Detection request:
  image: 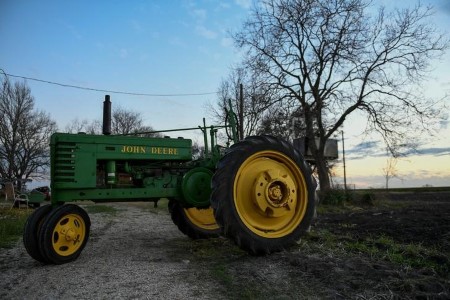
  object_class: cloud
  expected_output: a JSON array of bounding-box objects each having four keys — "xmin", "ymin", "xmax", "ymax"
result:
[
  {"xmin": 191, "ymin": 9, "xmax": 207, "ymax": 20},
  {"xmin": 169, "ymin": 36, "xmax": 187, "ymax": 48},
  {"xmin": 346, "ymin": 140, "xmax": 383, "ymax": 160},
  {"xmin": 218, "ymin": 3, "xmax": 231, "ymax": 10},
  {"xmin": 344, "ymin": 137, "xmax": 450, "ymax": 160},
  {"xmin": 440, "ymin": 113, "xmax": 449, "ymax": 129},
  {"xmin": 349, "ymin": 140, "xmax": 381, "ymax": 152},
  {"xmin": 235, "ymin": 0, "xmax": 251, "ymax": 9},
  {"xmin": 438, "ymin": 0, "xmax": 450, "ymax": 15},
  {"xmin": 184, "ymin": 3, "xmax": 219, "ymax": 40},
  {"xmin": 131, "ymin": 20, "xmax": 143, "ymax": 33},
  {"xmin": 415, "ymin": 147, "xmax": 450, "ymax": 156},
  {"xmin": 196, "ymin": 25, "xmax": 217, "ymax": 39},
  {"xmin": 221, "ymin": 37, "xmax": 234, "ymax": 47}
]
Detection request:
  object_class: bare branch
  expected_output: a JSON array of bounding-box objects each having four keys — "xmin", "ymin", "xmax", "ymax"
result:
[{"xmin": 230, "ymin": 0, "xmax": 449, "ymax": 190}]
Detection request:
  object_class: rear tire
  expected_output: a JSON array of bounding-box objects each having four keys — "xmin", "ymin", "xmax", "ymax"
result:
[
  {"xmin": 211, "ymin": 135, "xmax": 316, "ymax": 255},
  {"xmin": 169, "ymin": 200, "xmax": 220, "ymax": 239},
  {"xmin": 23, "ymin": 204, "xmax": 53, "ymax": 263}
]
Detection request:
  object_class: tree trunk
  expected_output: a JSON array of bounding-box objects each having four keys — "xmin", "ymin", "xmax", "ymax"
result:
[{"xmin": 316, "ymin": 157, "xmax": 331, "ymax": 192}]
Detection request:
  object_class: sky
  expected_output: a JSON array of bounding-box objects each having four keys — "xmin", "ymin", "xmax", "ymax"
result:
[{"xmin": 0, "ymin": 0, "xmax": 449, "ymax": 189}]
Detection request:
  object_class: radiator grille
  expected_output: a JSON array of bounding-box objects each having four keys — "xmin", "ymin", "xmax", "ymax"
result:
[{"xmin": 53, "ymin": 142, "xmax": 76, "ymax": 183}]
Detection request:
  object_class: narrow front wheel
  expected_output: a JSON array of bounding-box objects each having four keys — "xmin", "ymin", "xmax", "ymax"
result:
[
  {"xmin": 23, "ymin": 204, "xmax": 53, "ymax": 263},
  {"xmin": 38, "ymin": 204, "xmax": 90, "ymax": 264}
]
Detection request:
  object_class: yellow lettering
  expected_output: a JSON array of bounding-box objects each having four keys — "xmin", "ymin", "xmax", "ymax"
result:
[
  {"xmin": 120, "ymin": 145, "xmax": 148, "ymax": 153},
  {"xmin": 147, "ymin": 147, "xmax": 180, "ymax": 155}
]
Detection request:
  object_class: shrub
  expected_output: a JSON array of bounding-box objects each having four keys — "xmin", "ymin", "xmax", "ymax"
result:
[
  {"xmin": 360, "ymin": 192, "xmax": 376, "ymax": 206},
  {"xmin": 320, "ymin": 188, "xmax": 352, "ymax": 205}
]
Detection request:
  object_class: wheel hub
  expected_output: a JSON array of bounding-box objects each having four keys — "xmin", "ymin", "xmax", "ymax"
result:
[
  {"xmin": 64, "ymin": 228, "xmax": 77, "ymax": 242},
  {"xmin": 268, "ymin": 183, "xmax": 284, "ymax": 204},
  {"xmin": 253, "ymin": 169, "xmax": 296, "ymax": 217}
]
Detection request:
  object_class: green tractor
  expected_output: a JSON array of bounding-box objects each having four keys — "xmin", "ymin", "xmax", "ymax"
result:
[{"xmin": 23, "ymin": 96, "xmax": 316, "ymax": 264}]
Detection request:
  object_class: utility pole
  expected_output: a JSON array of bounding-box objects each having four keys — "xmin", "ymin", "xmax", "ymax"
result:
[
  {"xmin": 239, "ymin": 83, "xmax": 244, "ymax": 140},
  {"xmin": 341, "ymin": 130, "xmax": 347, "ymax": 192}
]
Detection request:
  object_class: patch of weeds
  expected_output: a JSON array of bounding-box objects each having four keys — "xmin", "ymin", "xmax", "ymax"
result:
[
  {"xmin": 301, "ymin": 229, "xmax": 449, "ymax": 276},
  {"xmin": 0, "ymin": 208, "xmax": 32, "ymax": 248},
  {"xmin": 209, "ymin": 261, "xmax": 267, "ymax": 300},
  {"xmin": 239, "ymin": 285, "xmax": 264, "ymax": 300},
  {"xmin": 312, "ymin": 229, "xmax": 339, "ymax": 246},
  {"xmin": 360, "ymin": 192, "xmax": 376, "ymax": 205},
  {"xmin": 316, "ymin": 204, "xmax": 352, "ymax": 214},
  {"xmin": 299, "ymin": 229, "xmax": 348, "ymax": 256},
  {"xmin": 211, "ymin": 263, "xmax": 233, "ymax": 286},
  {"xmin": 349, "ymin": 191, "xmax": 379, "ymax": 206},
  {"xmin": 344, "ymin": 235, "xmax": 449, "ymax": 276},
  {"xmin": 345, "ymin": 238, "xmax": 381, "ymax": 259},
  {"xmin": 84, "ymin": 204, "xmax": 118, "ymax": 215},
  {"xmin": 190, "ymin": 238, "xmax": 244, "ymax": 259},
  {"xmin": 373, "ymin": 199, "xmax": 410, "ymax": 210}
]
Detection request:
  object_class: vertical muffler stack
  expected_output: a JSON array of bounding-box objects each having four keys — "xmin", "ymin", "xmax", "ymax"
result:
[
  {"xmin": 103, "ymin": 95, "xmax": 111, "ymax": 135},
  {"xmin": 102, "ymin": 95, "xmax": 116, "ymax": 185}
]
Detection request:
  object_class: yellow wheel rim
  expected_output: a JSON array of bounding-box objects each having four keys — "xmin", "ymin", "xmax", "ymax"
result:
[
  {"xmin": 234, "ymin": 150, "xmax": 308, "ymax": 238},
  {"xmin": 184, "ymin": 207, "xmax": 219, "ymax": 231},
  {"xmin": 52, "ymin": 213, "xmax": 86, "ymax": 256}
]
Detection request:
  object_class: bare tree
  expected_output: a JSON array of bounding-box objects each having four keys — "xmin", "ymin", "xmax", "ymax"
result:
[
  {"xmin": 232, "ymin": 0, "xmax": 448, "ymax": 191},
  {"xmin": 65, "ymin": 106, "xmax": 159, "ymax": 137},
  {"xmin": 212, "ymin": 66, "xmax": 275, "ymax": 139},
  {"xmin": 382, "ymin": 156, "xmax": 400, "ymax": 190},
  {"xmin": 0, "ymin": 75, "xmax": 57, "ymax": 189},
  {"xmin": 65, "ymin": 118, "xmax": 100, "ymax": 134},
  {"xmin": 111, "ymin": 106, "xmax": 144, "ymax": 135},
  {"xmin": 257, "ymin": 101, "xmax": 305, "ymax": 140}
]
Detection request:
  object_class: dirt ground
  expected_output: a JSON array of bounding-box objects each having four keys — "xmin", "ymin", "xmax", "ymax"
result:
[{"xmin": 1, "ymin": 192, "xmax": 449, "ymax": 299}]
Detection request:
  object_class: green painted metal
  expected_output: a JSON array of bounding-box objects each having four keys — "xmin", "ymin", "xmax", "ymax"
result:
[
  {"xmin": 181, "ymin": 167, "xmax": 213, "ymax": 208},
  {"xmin": 50, "ymin": 133, "xmax": 193, "ymax": 204},
  {"xmin": 106, "ymin": 160, "xmax": 116, "ymax": 185},
  {"xmin": 50, "ymin": 106, "xmax": 239, "ymax": 208},
  {"xmin": 28, "ymin": 190, "xmax": 46, "ymax": 204}
]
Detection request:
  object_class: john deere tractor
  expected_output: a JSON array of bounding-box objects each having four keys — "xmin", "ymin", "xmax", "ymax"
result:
[{"xmin": 23, "ymin": 96, "xmax": 316, "ymax": 264}]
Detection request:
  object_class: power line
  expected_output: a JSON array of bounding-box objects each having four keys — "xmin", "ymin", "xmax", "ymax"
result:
[{"xmin": 0, "ymin": 69, "xmax": 217, "ymax": 97}]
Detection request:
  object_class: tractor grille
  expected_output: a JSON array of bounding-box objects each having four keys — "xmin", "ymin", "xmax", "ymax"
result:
[{"xmin": 53, "ymin": 142, "xmax": 76, "ymax": 183}]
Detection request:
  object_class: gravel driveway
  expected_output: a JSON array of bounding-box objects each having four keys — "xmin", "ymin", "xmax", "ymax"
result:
[{"xmin": 1, "ymin": 202, "xmax": 223, "ymax": 299}]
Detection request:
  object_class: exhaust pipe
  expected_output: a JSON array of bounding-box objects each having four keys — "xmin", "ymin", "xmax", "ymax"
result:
[{"xmin": 102, "ymin": 95, "xmax": 111, "ymax": 135}]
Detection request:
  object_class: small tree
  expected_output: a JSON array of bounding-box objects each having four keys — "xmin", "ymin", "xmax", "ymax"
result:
[
  {"xmin": 0, "ymin": 75, "xmax": 57, "ymax": 189},
  {"xmin": 382, "ymin": 156, "xmax": 401, "ymax": 190}
]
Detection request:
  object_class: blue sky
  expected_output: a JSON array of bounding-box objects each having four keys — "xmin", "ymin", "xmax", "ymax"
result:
[
  {"xmin": 1, "ymin": 0, "xmax": 449, "ymax": 188},
  {"xmin": 0, "ymin": 0, "xmax": 250, "ymax": 130}
]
